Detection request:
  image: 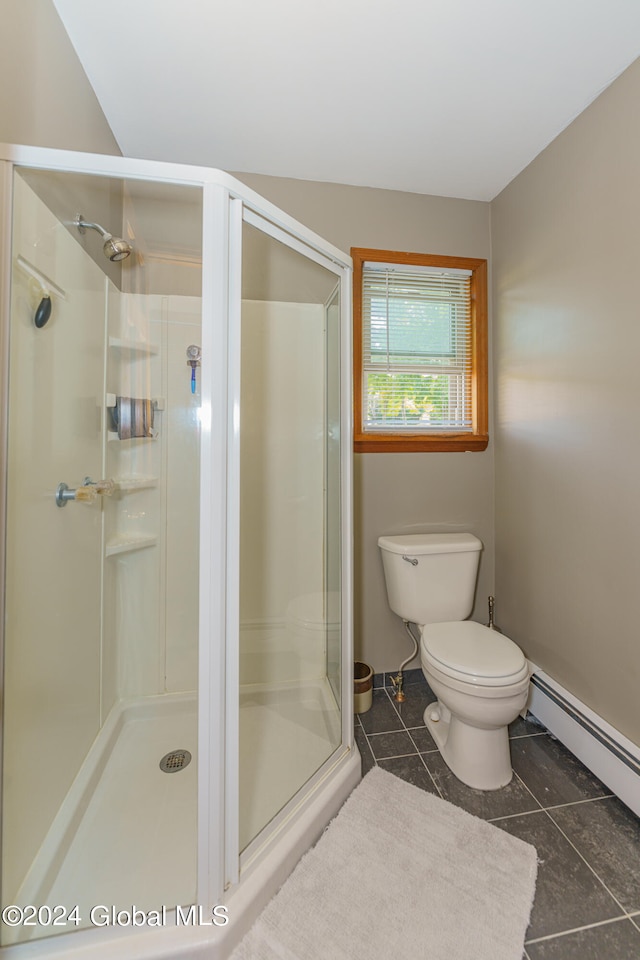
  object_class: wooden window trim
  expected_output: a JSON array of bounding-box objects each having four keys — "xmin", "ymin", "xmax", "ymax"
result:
[{"xmin": 352, "ymin": 247, "xmax": 488, "ymax": 453}]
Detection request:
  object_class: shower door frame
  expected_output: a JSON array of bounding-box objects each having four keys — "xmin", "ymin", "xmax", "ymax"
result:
[
  {"xmin": 0, "ymin": 143, "xmax": 353, "ymax": 957},
  {"xmin": 224, "ymin": 200, "xmax": 353, "ymax": 886}
]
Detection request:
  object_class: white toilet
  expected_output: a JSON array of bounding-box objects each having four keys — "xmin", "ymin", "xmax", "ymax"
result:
[{"xmin": 378, "ymin": 533, "xmax": 530, "ymax": 790}]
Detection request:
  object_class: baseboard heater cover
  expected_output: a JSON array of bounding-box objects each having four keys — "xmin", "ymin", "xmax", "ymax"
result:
[{"xmin": 528, "ymin": 669, "xmax": 640, "ymax": 818}]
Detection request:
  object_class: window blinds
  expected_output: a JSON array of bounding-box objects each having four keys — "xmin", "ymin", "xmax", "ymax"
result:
[{"xmin": 362, "ymin": 262, "xmax": 473, "ymax": 433}]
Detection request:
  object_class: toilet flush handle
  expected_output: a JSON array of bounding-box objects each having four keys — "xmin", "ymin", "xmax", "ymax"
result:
[{"xmin": 402, "ymin": 555, "xmax": 418, "ymax": 566}]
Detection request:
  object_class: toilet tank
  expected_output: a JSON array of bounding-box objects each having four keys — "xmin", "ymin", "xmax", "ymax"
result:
[{"xmin": 378, "ymin": 533, "xmax": 482, "ymax": 625}]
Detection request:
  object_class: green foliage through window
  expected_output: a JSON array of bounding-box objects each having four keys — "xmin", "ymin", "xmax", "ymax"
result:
[{"xmin": 366, "ymin": 372, "xmax": 454, "ymax": 427}]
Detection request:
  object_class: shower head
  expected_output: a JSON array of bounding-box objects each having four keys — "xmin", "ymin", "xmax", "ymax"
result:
[
  {"xmin": 102, "ymin": 235, "xmax": 132, "ymax": 262},
  {"xmin": 73, "ymin": 215, "xmax": 132, "ymax": 262}
]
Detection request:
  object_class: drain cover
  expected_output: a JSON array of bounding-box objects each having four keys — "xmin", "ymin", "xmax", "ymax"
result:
[{"xmin": 159, "ymin": 749, "xmax": 192, "ymax": 773}]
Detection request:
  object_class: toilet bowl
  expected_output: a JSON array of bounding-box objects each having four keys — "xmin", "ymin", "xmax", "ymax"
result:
[
  {"xmin": 377, "ymin": 532, "xmax": 531, "ymax": 791},
  {"xmin": 420, "ymin": 620, "xmax": 530, "ymax": 790}
]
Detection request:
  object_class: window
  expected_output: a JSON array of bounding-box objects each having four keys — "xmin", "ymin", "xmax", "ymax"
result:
[{"xmin": 352, "ymin": 248, "xmax": 488, "ymax": 452}]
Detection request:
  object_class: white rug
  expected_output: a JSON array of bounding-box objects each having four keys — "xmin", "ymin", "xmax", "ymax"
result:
[{"xmin": 231, "ymin": 766, "xmax": 537, "ymax": 960}]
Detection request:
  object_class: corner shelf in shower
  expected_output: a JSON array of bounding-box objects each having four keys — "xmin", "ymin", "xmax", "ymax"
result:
[
  {"xmin": 108, "ymin": 336, "xmax": 159, "ymax": 356},
  {"xmin": 104, "ymin": 394, "xmax": 165, "ymax": 409},
  {"xmin": 105, "ymin": 534, "xmax": 158, "ymax": 557}
]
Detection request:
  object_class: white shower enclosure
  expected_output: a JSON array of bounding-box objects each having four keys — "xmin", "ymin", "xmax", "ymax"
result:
[{"xmin": 0, "ymin": 144, "xmax": 358, "ymax": 958}]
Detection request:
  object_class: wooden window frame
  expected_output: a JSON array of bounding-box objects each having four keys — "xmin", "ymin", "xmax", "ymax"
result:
[{"xmin": 352, "ymin": 247, "xmax": 488, "ymax": 453}]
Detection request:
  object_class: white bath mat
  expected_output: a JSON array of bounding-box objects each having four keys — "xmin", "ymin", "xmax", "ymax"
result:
[{"xmin": 231, "ymin": 766, "xmax": 537, "ymax": 960}]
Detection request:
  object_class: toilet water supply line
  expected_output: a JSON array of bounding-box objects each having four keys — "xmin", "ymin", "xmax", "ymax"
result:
[{"xmin": 390, "ymin": 620, "xmax": 420, "ymax": 702}]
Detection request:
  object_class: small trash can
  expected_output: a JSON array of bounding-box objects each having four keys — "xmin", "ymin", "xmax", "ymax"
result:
[{"xmin": 354, "ymin": 661, "xmax": 373, "ymax": 714}]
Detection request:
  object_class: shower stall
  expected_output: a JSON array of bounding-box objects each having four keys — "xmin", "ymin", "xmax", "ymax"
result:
[{"xmin": 0, "ymin": 144, "xmax": 358, "ymax": 958}]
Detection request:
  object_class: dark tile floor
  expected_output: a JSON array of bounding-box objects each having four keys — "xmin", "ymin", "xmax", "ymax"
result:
[{"xmin": 354, "ymin": 670, "xmax": 640, "ymax": 960}]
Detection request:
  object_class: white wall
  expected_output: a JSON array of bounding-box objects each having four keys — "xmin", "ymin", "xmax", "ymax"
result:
[{"xmin": 492, "ymin": 57, "xmax": 640, "ymax": 747}]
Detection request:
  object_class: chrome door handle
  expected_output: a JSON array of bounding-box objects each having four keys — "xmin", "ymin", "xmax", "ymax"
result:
[{"xmin": 55, "ymin": 477, "xmax": 115, "ymax": 507}]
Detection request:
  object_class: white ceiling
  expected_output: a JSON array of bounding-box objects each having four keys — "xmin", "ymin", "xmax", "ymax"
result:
[{"xmin": 53, "ymin": 0, "xmax": 640, "ymax": 201}]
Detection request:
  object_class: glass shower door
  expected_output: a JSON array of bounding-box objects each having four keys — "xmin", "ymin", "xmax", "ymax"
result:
[
  {"xmin": 237, "ymin": 213, "xmax": 344, "ymax": 853},
  {"xmin": 2, "ymin": 170, "xmax": 106, "ymax": 926},
  {"xmin": 1, "ymin": 165, "xmax": 203, "ymax": 944}
]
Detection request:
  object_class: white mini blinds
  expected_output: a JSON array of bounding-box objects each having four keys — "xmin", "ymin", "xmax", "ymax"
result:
[{"xmin": 361, "ymin": 261, "xmax": 473, "ymax": 433}]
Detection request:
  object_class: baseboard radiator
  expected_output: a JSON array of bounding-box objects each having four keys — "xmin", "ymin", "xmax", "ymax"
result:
[{"xmin": 528, "ymin": 668, "xmax": 640, "ymax": 818}]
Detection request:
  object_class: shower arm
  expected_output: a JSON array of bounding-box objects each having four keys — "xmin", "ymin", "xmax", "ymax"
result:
[
  {"xmin": 74, "ymin": 217, "xmax": 111, "ymax": 240},
  {"xmin": 72, "ymin": 214, "xmax": 132, "ymax": 262}
]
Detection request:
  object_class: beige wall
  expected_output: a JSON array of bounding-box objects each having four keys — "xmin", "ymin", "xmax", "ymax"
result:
[
  {"xmin": 236, "ymin": 174, "xmax": 493, "ymax": 675},
  {"xmin": 492, "ymin": 58, "xmax": 640, "ymax": 746},
  {"xmin": 0, "ymin": 0, "xmax": 119, "ymax": 155}
]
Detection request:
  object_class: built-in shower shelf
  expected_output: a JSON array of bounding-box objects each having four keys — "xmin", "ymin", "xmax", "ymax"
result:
[
  {"xmin": 108, "ymin": 336, "xmax": 159, "ymax": 356},
  {"xmin": 104, "ymin": 395, "xmax": 165, "ymax": 410},
  {"xmin": 107, "ymin": 431, "xmax": 156, "ymax": 443},
  {"xmin": 105, "ymin": 535, "xmax": 158, "ymax": 557},
  {"xmin": 115, "ymin": 477, "xmax": 159, "ymax": 491}
]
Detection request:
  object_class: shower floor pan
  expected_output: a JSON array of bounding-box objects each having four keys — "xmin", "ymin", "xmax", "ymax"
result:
[
  {"xmin": 239, "ymin": 678, "xmax": 342, "ymax": 851},
  {"xmin": 11, "ymin": 680, "xmax": 340, "ymax": 941},
  {"xmin": 9, "ymin": 694, "xmax": 198, "ymax": 943}
]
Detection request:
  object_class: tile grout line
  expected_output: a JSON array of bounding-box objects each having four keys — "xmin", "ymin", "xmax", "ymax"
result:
[
  {"xmin": 354, "ymin": 713, "xmax": 378, "ymax": 769},
  {"xmin": 484, "ymin": 761, "xmax": 634, "ymax": 947},
  {"xmin": 393, "ymin": 691, "xmax": 444, "ymax": 799},
  {"xmin": 490, "ymin": 770, "xmax": 634, "ymax": 933},
  {"xmin": 512, "ymin": 769, "xmax": 545, "ymax": 811},
  {"xmin": 525, "ymin": 913, "xmax": 640, "ymax": 946},
  {"xmin": 509, "ymin": 730, "xmax": 548, "ymax": 740},
  {"xmin": 415, "ymin": 741, "xmax": 444, "ymax": 799},
  {"xmin": 541, "ymin": 805, "xmax": 632, "ymax": 920},
  {"xmin": 488, "ymin": 768, "xmax": 616, "ymax": 823},
  {"xmin": 485, "ymin": 770, "xmax": 544, "ymax": 825},
  {"xmin": 381, "ymin": 685, "xmax": 444, "ymax": 798},
  {"xmin": 539, "ymin": 793, "xmax": 616, "ymax": 814},
  {"xmin": 403, "ymin": 726, "xmax": 444, "ymax": 798},
  {"xmin": 367, "ymin": 734, "xmax": 421, "ymax": 748}
]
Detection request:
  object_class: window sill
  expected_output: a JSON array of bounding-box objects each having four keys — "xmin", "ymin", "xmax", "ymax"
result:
[{"xmin": 353, "ymin": 433, "xmax": 489, "ymax": 453}]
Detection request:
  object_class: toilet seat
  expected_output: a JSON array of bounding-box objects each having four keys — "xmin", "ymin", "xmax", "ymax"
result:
[{"xmin": 420, "ymin": 621, "xmax": 529, "ymax": 687}]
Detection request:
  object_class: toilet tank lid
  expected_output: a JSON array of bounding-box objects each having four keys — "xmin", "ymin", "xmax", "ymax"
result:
[{"xmin": 378, "ymin": 533, "xmax": 482, "ymax": 556}]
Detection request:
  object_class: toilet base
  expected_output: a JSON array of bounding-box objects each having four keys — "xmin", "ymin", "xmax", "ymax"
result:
[{"xmin": 425, "ymin": 700, "xmax": 514, "ymax": 791}]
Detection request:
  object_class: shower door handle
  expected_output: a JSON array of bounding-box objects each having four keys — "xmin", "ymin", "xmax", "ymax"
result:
[{"xmin": 55, "ymin": 477, "xmax": 115, "ymax": 507}]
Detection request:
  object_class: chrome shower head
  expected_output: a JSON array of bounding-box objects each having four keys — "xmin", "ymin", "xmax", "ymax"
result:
[
  {"xmin": 73, "ymin": 214, "xmax": 132, "ymax": 262},
  {"xmin": 102, "ymin": 235, "xmax": 132, "ymax": 262}
]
